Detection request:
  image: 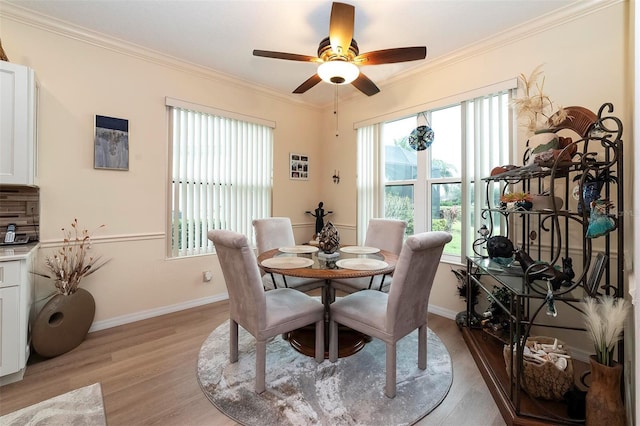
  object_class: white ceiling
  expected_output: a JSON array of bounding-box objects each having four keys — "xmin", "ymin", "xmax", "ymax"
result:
[{"xmin": 4, "ymin": 0, "xmax": 579, "ymax": 106}]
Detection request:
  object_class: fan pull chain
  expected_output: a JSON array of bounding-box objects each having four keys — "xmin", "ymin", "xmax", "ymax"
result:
[{"xmin": 334, "ymin": 84, "xmax": 339, "ymax": 137}]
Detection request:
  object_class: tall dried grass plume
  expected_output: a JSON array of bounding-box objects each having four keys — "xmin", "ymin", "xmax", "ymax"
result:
[
  {"xmin": 511, "ymin": 65, "xmax": 568, "ymax": 134},
  {"xmin": 582, "ymin": 295, "xmax": 630, "ymax": 366}
]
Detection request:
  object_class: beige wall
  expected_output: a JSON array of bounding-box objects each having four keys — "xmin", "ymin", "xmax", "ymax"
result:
[
  {"xmin": 1, "ymin": 11, "xmax": 327, "ymax": 323},
  {"xmin": 0, "ymin": 2, "xmax": 631, "ymax": 333}
]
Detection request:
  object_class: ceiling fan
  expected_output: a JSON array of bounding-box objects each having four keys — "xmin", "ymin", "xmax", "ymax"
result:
[{"xmin": 253, "ymin": 2, "xmax": 427, "ymax": 96}]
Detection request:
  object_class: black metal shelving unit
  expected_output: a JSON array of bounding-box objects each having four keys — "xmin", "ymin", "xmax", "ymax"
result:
[{"xmin": 461, "ymin": 103, "xmax": 624, "ymax": 425}]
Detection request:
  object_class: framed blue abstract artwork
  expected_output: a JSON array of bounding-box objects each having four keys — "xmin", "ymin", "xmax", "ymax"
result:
[{"xmin": 94, "ymin": 115, "xmax": 129, "ymax": 171}]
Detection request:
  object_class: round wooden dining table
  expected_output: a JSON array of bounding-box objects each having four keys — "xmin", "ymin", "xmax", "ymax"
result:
[{"xmin": 257, "ymin": 246, "xmax": 398, "ymax": 358}]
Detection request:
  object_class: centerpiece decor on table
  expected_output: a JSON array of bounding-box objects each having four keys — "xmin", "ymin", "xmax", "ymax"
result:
[
  {"xmin": 581, "ymin": 295, "xmax": 630, "ymax": 426},
  {"xmin": 317, "ymin": 221, "xmax": 340, "ymax": 265},
  {"xmin": 32, "ymin": 219, "xmax": 110, "ymax": 358},
  {"xmin": 318, "ymin": 221, "xmax": 340, "ymax": 253}
]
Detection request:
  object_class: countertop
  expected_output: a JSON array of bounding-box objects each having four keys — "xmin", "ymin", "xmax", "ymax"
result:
[{"xmin": 0, "ymin": 243, "xmax": 39, "ymax": 261}]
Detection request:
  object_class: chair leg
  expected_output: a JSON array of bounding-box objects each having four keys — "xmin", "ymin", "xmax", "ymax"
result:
[
  {"xmin": 385, "ymin": 341, "xmax": 397, "ymax": 398},
  {"xmin": 315, "ymin": 319, "xmax": 324, "ymax": 363},
  {"xmin": 230, "ymin": 319, "xmax": 239, "ymax": 363},
  {"xmin": 418, "ymin": 324, "xmax": 427, "ymax": 370},
  {"xmin": 255, "ymin": 339, "xmax": 266, "ymax": 394},
  {"xmin": 329, "ymin": 319, "xmax": 338, "ymax": 362}
]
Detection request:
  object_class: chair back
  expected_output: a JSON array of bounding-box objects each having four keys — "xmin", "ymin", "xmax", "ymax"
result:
[
  {"xmin": 386, "ymin": 231, "xmax": 452, "ymax": 337},
  {"xmin": 364, "ymin": 218, "xmax": 407, "ymax": 255},
  {"xmin": 253, "ymin": 217, "xmax": 296, "ymax": 254},
  {"xmin": 208, "ymin": 229, "xmax": 266, "ymax": 335}
]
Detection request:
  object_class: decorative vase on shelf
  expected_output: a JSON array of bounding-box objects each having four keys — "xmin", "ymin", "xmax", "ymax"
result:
[
  {"xmin": 31, "ymin": 288, "xmax": 96, "ymax": 358},
  {"xmin": 585, "ymin": 355, "xmax": 625, "ymax": 426},
  {"xmin": 529, "ymin": 129, "xmax": 558, "ymax": 149},
  {"xmin": 515, "ymin": 200, "xmax": 533, "ymax": 211},
  {"xmin": 525, "ymin": 130, "xmax": 558, "ymax": 165}
]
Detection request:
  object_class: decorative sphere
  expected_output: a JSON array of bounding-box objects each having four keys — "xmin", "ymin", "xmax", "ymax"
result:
[{"xmin": 318, "ymin": 222, "xmax": 340, "ymax": 254}]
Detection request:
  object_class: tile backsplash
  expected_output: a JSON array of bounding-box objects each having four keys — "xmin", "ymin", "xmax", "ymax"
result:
[{"xmin": 0, "ymin": 186, "xmax": 40, "ymax": 242}]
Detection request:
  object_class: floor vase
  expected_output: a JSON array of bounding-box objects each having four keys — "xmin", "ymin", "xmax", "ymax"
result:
[
  {"xmin": 32, "ymin": 288, "xmax": 96, "ymax": 358},
  {"xmin": 585, "ymin": 356, "xmax": 625, "ymax": 426}
]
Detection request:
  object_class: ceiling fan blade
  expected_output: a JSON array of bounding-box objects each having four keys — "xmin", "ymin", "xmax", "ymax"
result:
[
  {"xmin": 293, "ymin": 74, "xmax": 322, "ymax": 94},
  {"xmin": 329, "ymin": 2, "xmax": 354, "ymax": 56},
  {"xmin": 354, "ymin": 47, "xmax": 427, "ymax": 65},
  {"xmin": 253, "ymin": 50, "xmax": 320, "ymax": 63},
  {"xmin": 351, "ymin": 73, "xmax": 380, "ymax": 96}
]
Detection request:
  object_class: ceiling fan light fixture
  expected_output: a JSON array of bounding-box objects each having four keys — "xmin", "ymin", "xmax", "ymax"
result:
[{"xmin": 318, "ymin": 61, "xmax": 359, "ymax": 85}]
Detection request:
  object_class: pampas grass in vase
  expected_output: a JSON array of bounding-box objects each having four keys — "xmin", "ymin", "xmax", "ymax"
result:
[
  {"xmin": 582, "ymin": 295, "xmax": 630, "ymax": 367},
  {"xmin": 511, "ymin": 65, "xmax": 568, "ymax": 135}
]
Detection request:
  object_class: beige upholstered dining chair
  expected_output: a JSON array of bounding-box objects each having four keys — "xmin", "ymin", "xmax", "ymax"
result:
[
  {"xmin": 328, "ymin": 231, "xmax": 452, "ymax": 398},
  {"xmin": 331, "ymin": 218, "xmax": 407, "ymax": 294},
  {"xmin": 208, "ymin": 229, "xmax": 325, "ymax": 394},
  {"xmin": 253, "ymin": 217, "xmax": 325, "ymax": 292}
]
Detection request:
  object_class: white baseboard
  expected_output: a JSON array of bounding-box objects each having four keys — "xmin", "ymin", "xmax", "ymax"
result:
[
  {"xmin": 88, "ymin": 293, "xmax": 229, "ymax": 332},
  {"xmin": 91, "ymin": 297, "xmax": 457, "ymax": 332},
  {"xmin": 428, "ymin": 304, "xmax": 459, "ymax": 321},
  {"xmin": 88, "ymin": 297, "xmax": 591, "ymax": 363}
]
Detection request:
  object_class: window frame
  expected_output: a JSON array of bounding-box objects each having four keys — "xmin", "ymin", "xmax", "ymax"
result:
[
  {"xmin": 166, "ymin": 97, "xmax": 274, "ymax": 258},
  {"xmin": 360, "ymin": 86, "xmax": 515, "ymax": 264}
]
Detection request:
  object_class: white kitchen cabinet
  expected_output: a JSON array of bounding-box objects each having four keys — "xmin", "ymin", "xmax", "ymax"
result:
[
  {"xmin": 0, "ymin": 246, "xmax": 35, "ymax": 386},
  {"xmin": 0, "ymin": 286, "xmax": 20, "ymax": 376},
  {"xmin": 0, "ymin": 61, "xmax": 38, "ymax": 186}
]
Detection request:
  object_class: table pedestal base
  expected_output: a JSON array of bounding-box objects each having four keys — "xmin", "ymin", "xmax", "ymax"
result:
[{"xmin": 286, "ymin": 325, "xmax": 371, "ymax": 359}]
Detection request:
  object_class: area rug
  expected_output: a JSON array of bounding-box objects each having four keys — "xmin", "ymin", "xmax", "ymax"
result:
[
  {"xmin": 0, "ymin": 382, "xmax": 106, "ymax": 426},
  {"xmin": 197, "ymin": 321, "xmax": 453, "ymax": 425}
]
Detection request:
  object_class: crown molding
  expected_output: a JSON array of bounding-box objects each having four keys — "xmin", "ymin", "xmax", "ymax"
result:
[
  {"xmin": 340, "ymin": 0, "xmax": 624, "ymax": 106},
  {"xmin": 1, "ymin": 0, "xmax": 622, "ymax": 111},
  {"xmin": 0, "ymin": 3, "xmax": 322, "ymax": 111}
]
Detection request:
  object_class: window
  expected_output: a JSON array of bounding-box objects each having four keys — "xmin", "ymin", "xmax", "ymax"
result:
[
  {"xmin": 357, "ymin": 87, "xmax": 514, "ymax": 263},
  {"xmin": 167, "ymin": 99, "xmax": 274, "ymax": 257}
]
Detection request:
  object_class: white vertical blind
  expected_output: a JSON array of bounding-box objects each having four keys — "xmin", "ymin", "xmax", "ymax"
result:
[
  {"xmin": 465, "ymin": 90, "xmax": 513, "ymax": 257},
  {"xmin": 170, "ymin": 107, "xmax": 273, "ymax": 257},
  {"xmin": 356, "ymin": 124, "xmax": 382, "ymax": 245}
]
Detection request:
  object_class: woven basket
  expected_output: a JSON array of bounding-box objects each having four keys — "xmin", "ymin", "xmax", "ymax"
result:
[{"xmin": 503, "ymin": 336, "xmax": 574, "ymax": 400}]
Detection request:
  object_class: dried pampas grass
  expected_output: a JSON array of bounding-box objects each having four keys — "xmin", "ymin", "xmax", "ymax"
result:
[
  {"xmin": 34, "ymin": 219, "xmax": 110, "ymax": 295},
  {"xmin": 582, "ymin": 295, "xmax": 630, "ymax": 366},
  {"xmin": 0, "ymin": 38, "xmax": 8, "ymax": 62},
  {"xmin": 512, "ymin": 65, "xmax": 567, "ymax": 134}
]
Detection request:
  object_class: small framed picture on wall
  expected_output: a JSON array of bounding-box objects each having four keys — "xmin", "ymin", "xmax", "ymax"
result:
[
  {"xmin": 94, "ymin": 115, "xmax": 129, "ymax": 171},
  {"xmin": 290, "ymin": 153, "xmax": 309, "ymax": 180}
]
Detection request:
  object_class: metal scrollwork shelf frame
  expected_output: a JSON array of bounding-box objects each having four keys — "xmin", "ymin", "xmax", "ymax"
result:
[{"xmin": 464, "ymin": 103, "xmax": 625, "ymax": 424}]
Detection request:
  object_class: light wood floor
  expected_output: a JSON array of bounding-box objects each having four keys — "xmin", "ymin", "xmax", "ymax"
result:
[{"xmin": 0, "ymin": 300, "xmax": 505, "ymax": 425}]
